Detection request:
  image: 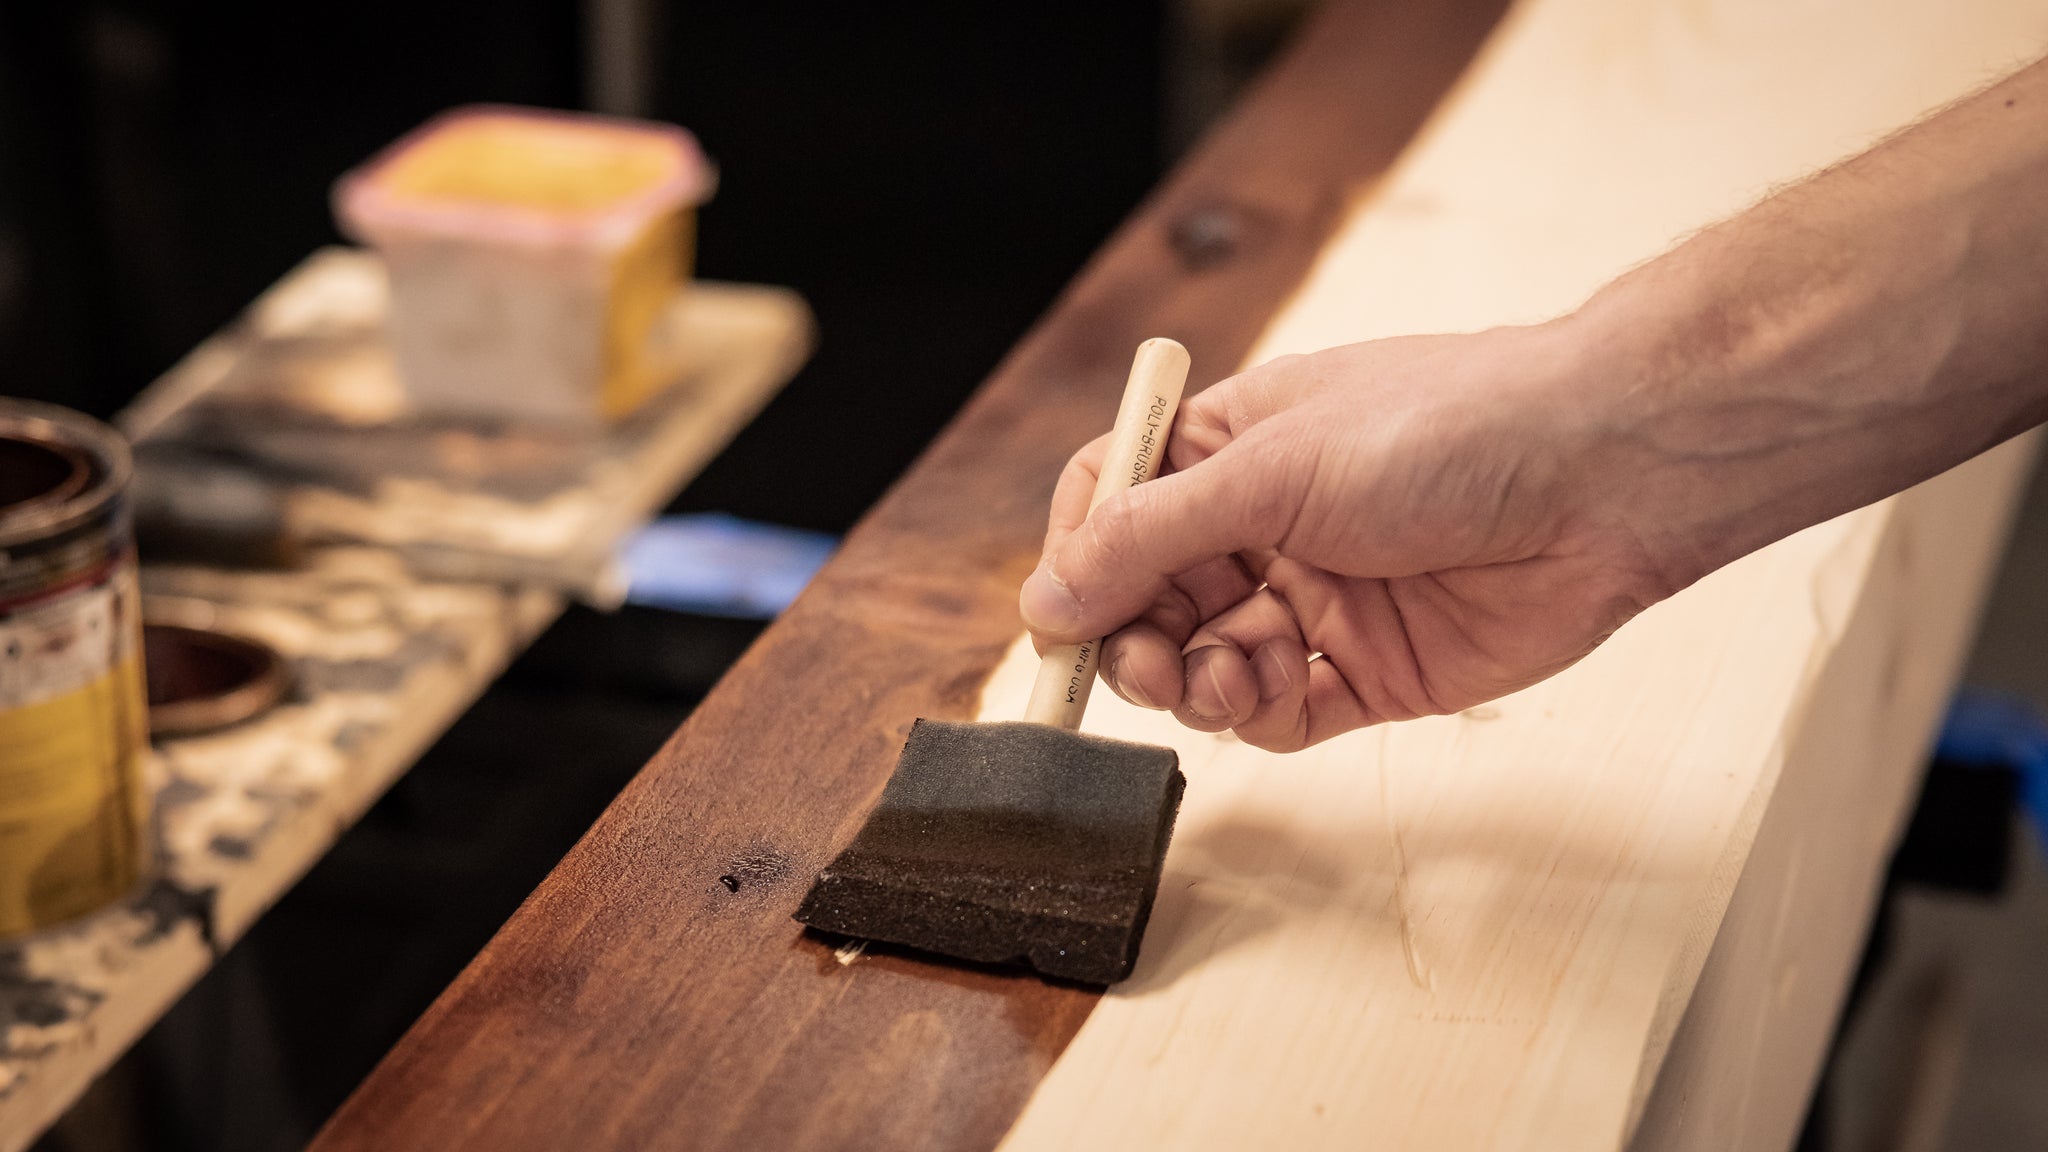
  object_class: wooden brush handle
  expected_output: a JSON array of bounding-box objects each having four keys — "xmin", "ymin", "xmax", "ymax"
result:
[{"xmin": 1023, "ymin": 338, "xmax": 1190, "ymax": 729}]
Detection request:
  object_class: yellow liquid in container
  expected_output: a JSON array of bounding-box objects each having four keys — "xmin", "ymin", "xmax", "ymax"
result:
[{"xmin": 376, "ymin": 117, "xmax": 682, "ymax": 213}]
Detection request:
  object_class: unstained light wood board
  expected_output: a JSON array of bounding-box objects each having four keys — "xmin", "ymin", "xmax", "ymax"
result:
[{"xmin": 992, "ymin": 0, "xmax": 2048, "ymax": 1149}]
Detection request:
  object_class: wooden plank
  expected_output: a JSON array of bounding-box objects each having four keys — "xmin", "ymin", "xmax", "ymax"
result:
[
  {"xmin": 983, "ymin": 439, "xmax": 2033, "ymax": 1152},
  {"xmin": 988, "ymin": 0, "xmax": 2048, "ymax": 1148},
  {"xmin": 308, "ymin": 2, "xmax": 1512, "ymax": 1149},
  {"xmin": 1628, "ymin": 442, "xmax": 2033, "ymax": 1149}
]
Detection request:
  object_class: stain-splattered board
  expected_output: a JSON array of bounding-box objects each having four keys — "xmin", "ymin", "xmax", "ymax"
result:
[
  {"xmin": 0, "ymin": 559, "xmax": 556, "ymax": 1152},
  {"xmin": 121, "ymin": 247, "xmax": 815, "ymax": 597},
  {"xmin": 0, "ymin": 253, "xmax": 811, "ymax": 1152}
]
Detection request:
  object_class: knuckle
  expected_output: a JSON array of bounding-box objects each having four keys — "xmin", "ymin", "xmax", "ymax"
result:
[
  {"xmin": 1152, "ymin": 584, "xmax": 1202, "ymax": 638},
  {"xmin": 1238, "ymin": 728, "xmax": 1294, "ymax": 753},
  {"xmin": 1225, "ymin": 368, "xmax": 1280, "ymax": 429},
  {"xmin": 1217, "ymin": 440, "xmax": 1304, "ymax": 549},
  {"xmin": 1084, "ymin": 489, "xmax": 1150, "ymax": 571}
]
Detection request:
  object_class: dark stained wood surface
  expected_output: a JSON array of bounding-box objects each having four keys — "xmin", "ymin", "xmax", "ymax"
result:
[{"xmin": 311, "ymin": 2, "xmax": 1511, "ymax": 1148}]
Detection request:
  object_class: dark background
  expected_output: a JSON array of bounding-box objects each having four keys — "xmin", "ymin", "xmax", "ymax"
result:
[{"xmin": 0, "ymin": 2, "xmax": 1172, "ymax": 532}]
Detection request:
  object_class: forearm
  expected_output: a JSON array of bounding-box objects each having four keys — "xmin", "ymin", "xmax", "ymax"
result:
[{"xmin": 1570, "ymin": 55, "xmax": 2048, "ymax": 592}]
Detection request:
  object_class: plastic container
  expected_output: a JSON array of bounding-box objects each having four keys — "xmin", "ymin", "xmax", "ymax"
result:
[{"xmin": 334, "ymin": 105, "xmax": 716, "ymax": 424}]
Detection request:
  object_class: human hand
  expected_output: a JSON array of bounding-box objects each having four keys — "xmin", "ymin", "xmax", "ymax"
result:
[
  {"xmin": 1019, "ymin": 323, "xmax": 1674, "ymax": 751},
  {"xmin": 1022, "ymin": 55, "xmax": 2048, "ymax": 752}
]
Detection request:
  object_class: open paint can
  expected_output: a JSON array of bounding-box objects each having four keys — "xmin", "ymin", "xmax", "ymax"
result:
[{"xmin": 0, "ymin": 400, "xmax": 150, "ymax": 937}]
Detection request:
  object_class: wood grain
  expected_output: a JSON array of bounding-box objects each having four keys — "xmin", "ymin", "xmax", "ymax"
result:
[
  {"xmin": 986, "ymin": 0, "xmax": 2048, "ymax": 1147},
  {"xmin": 1627, "ymin": 439, "xmax": 2034, "ymax": 1149},
  {"xmin": 976, "ymin": 440, "xmax": 2033, "ymax": 1151},
  {"xmin": 307, "ymin": 2, "xmax": 1510, "ymax": 1150}
]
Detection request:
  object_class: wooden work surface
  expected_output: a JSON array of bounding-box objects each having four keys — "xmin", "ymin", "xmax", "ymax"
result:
[
  {"xmin": 315, "ymin": 1, "xmax": 2043, "ymax": 1149},
  {"xmin": 0, "ymin": 257, "xmax": 810, "ymax": 1152},
  {"xmin": 123, "ymin": 248, "xmax": 813, "ymax": 597},
  {"xmin": 310, "ymin": 1, "xmax": 1512, "ymax": 1149}
]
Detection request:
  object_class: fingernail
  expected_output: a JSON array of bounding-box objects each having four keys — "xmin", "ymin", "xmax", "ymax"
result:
[
  {"xmin": 1108, "ymin": 654, "xmax": 1158, "ymax": 709},
  {"xmin": 1019, "ymin": 563, "xmax": 1082, "ymax": 633},
  {"xmin": 1185, "ymin": 657, "xmax": 1230, "ymax": 723},
  {"xmin": 1253, "ymin": 644, "xmax": 1293, "ymax": 702}
]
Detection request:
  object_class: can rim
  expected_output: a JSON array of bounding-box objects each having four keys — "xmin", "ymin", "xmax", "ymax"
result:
[
  {"xmin": 142, "ymin": 621, "xmax": 292, "ymax": 737},
  {"xmin": 0, "ymin": 399, "xmax": 132, "ymax": 551}
]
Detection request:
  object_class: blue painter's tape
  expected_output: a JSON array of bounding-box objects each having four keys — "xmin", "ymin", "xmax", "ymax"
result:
[
  {"xmin": 619, "ymin": 513, "xmax": 837, "ymax": 619},
  {"xmin": 1936, "ymin": 687, "xmax": 2048, "ymax": 850}
]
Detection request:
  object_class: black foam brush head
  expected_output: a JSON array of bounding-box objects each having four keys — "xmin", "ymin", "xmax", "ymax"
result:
[{"xmin": 795, "ymin": 719, "xmax": 1186, "ymax": 984}]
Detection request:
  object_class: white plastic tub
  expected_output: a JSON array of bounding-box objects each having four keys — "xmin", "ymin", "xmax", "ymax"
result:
[{"xmin": 335, "ymin": 105, "xmax": 715, "ymax": 424}]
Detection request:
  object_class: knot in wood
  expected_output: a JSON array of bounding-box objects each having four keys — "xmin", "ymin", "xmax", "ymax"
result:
[{"xmin": 1169, "ymin": 205, "xmax": 1243, "ymax": 268}]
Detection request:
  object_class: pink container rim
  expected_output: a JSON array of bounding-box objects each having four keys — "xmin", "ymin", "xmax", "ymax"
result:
[{"xmin": 333, "ymin": 104, "xmax": 718, "ymax": 253}]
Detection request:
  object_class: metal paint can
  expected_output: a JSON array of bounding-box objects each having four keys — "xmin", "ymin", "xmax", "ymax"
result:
[{"xmin": 0, "ymin": 399, "xmax": 149, "ymax": 936}]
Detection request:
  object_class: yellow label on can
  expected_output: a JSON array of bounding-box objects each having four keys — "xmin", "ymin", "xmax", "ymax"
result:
[{"xmin": 0, "ymin": 569, "xmax": 149, "ymax": 936}]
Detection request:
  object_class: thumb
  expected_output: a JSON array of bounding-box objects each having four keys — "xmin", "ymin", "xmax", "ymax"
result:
[{"xmin": 1019, "ymin": 439, "xmax": 1290, "ymax": 644}]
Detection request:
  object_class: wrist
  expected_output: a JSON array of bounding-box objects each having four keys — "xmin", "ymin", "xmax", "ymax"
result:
[
  {"xmin": 1563, "ymin": 62, "xmax": 2048, "ymax": 595},
  {"xmin": 1558, "ymin": 210, "xmax": 1940, "ymax": 592}
]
